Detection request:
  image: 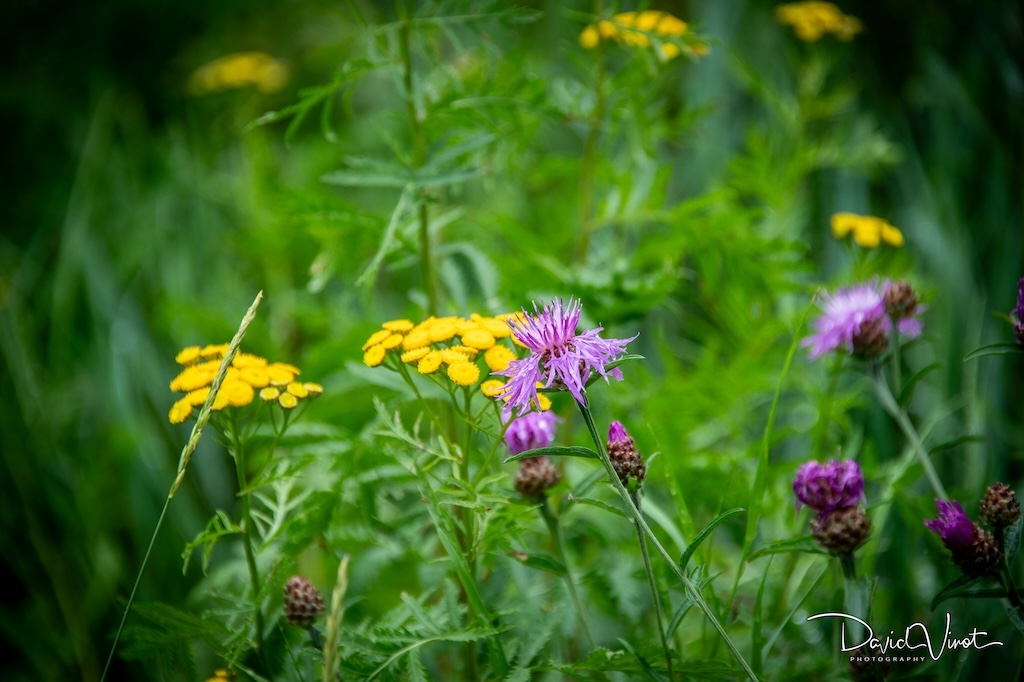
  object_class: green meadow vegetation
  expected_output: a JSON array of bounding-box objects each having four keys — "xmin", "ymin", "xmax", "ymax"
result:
[{"xmin": 1, "ymin": 1, "xmax": 1022, "ymax": 680}]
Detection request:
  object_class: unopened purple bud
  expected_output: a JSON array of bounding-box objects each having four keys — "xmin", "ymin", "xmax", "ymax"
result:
[
  {"xmin": 793, "ymin": 460, "xmax": 864, "ymax": 516},
  {"xmin": 504, "ymin": 411, "xmax": 559, "ymax": 456},
  {"xmin": 608, "ymin": 420, "xmax": 629, "ymax": 444},
  {"xmin": 924, "ymin": 499, "xmax": 976, "ymax": 551}
]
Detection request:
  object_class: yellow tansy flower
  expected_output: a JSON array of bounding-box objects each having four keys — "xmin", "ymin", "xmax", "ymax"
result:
[
  {"xmin": 429, "ymin": 319, "xmax": 458, "ymax": 343},
  {"xmin": 260, "ymin": 386, "xmax": 281, "ymax": 401},
  {"xmin": 579, "ymin": 10, "xmax": 704, "ymax": 60},
  {"xmin": 535, "ymin": 393, "xmax": 552, "ymax": 411},
  {"xmin": 831, "ymin": 212, "xmax": 859, "ymax": 238},
  {"xmin": 417, "ymin": 351, "xmax": 443, "ymax": 375},
  {"xmin": 286, "ymin": 382, "xmax": 309, "ymax": 398},
  {"xmin": 401, "ymin": 347, "xmax": 431, "ymax": 363},
  {"xmin": 363, "ymin": 329, "xmax": 392, "ymax": 350},
  {"xmin": 480, "ymin": 379, "xmax": 505, "ymax": 397},
  {"xmin": 853, "ymin": 221, "xmax": 881, "ymax": 248},
  {"xmin": 880, "ymin": 223, "xmax": 904, "ymax": 247},
  {"xmin": 461, "ymin": 329, "xmax": 496, "ymax": 350},
  {"xmin": 439, "ymin": 349, "xmax": 470, "ymax": 365},
  {"xmin": 447, "ymin": 361, "xmax": 481, "ymax": 386},
  {"xmin": 185, "ymin": 387, "xmax": 211, "ymax": 407},
  {"xmin": 401, "ymin": 330, "xmax": 432, "ymax": 351},
  {"xmin": 187, "ymin": 52, "xmax": 289, "ymax": 95},
  {"xmin": 478, "ymin": 317, "xmax": 512, "ymax": 338},
  {"xmin": 448, "ymin": 345, "xmax": 479, "ymax": 358},
  {"xmin": 380, "ymin": 333, "xmax": 404, "ymax": 350},
  {"xmin": 776, "ymin": 2, "xmax": 862, "ymax": 42},
  {"xmin": 363, "ymin": 345, "xmax": 386, "ymax": 368},
  {"xmin": 267, "ymin": 363, "xmax": 299, "ymax": 384},
  {"xmin": 232, "ymin": 352, "xmax": 268, "ymax": 369},
  {"xmin": 382, "ymin": 319, "xmax": 414, "ymax": 332},
  {"xmin": 200, "ymin": 343, "xmax": 230, "ymax": 359},
  {"xmin": 237, "ymin": 367, "xmax": 270, "ymax": 388},
  {"xmin": 170, "ymin": 365, "xmax": 217, "ymax": 393},
  {"xmin": 279, "ymin": 392, "xmax": 299, "ymax": 409},
  {"xmin": 484, "ymin": 345, "xmax": 517, "ymax": 372},
  {"xmin": 455, "ymin": 319, "xmax": 480, "ymax": 335},
  {"xmin": 175, "ymin": 346, "xmax": 202, "ymax": 365},
  {"xmin": 303, "ymin": 382, "xmax": 324, "ymax": 397},
  {"xmin": 222, "ymin": 380, "xmax": 256, "ymax": 407},
  {"xmin": 169, "ymin": 398, "xmax": 193, "ymax": 424}
]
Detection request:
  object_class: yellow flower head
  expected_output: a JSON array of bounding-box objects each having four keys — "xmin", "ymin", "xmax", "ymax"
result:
[
  {"xmin": 461, "ymin": 329, "xmax": 496, "ymax": 350},
  {"xmin": 401, "ymin": 347, "xmax": 431, "ymax": 363},
  {"xmin": 286, "ymin": 382, "xmax": 309, "ymax": 398},
  {"xmin": 776, "ymin": 2, "xmax": 862, "ymax": 42},
  {"xmin": 260, "ymin": 386, "xmax": 281, "ymax": 402},
  {"xmin": 200, "ymin": 343, "xmax": 230, "ymax": 359},
  {"xmin": 484, "ymin": 345, "xmax": 517, "ymax": 372},
  {"xmin": 417, "ymin": 351, "xmax": 443, "ymax": 375},
  {"xmin": 237, "ymin": 366, "xmax": 271, "ymax": 388},
  {"xmin": 382, "ymin": 319, "xmax": 414, "ymax": 332},
  {"xmin": 279, "ymin": 392, "xmax": 299, "ymax": 409},
  {"xmin": 831, "ymin": 212, "xmax": 902, "ymax": 249},
  {"xmin": 380, "ymin": 333, "xmax": 404, "ymax": 350},
  {"xmin": 480, "ymin": 379, "xmax": 505, "ymax": 397},
  {"xmin": 448, "ymin": 345, "xmax": 479, "ymax": 358},
  {"xmin": 185, "ymin": 387, "xmax": 211, "ymax": 407},
  {"xmin": 188, "ymin": 52, "xmax": 290, "ymax": 95},
  {"xmin": 447, "ymin": 361, "xmax": 481, "ymax": 386},
  {"xmin": 363, "ymin": 345, "xmax": 386, "ymax": 368},
  {"xmin": 175, "ymin": 346, "xmax": 202, "ymax": 365},
  {"xmin": 363, "ymin": 329, "xmax": 392, "ymax": 350},
  {"xmin": 401, "ymin": 329, "xmax": 432, "ymax": 351},
  {"xmin": 303, "ymin": 382, "xmax": 324, "ymax": 397},
  {"xmin": 429, "ymin": 319, "xmax": 458, "ymax": 343},
  {"xmin": 478, "ymin": 317, "xmax": 512, "ymax": 338},
  {"xmin": 579, "ymin": 10, "xmax": 706, "ymax": 60},
  {"xmin": 170, "ymin": 365, "xmax": 217, "ymax": 393},
  {"xmin": 169, "ymin": 398, "xmax": 193, "ymax": 424}
]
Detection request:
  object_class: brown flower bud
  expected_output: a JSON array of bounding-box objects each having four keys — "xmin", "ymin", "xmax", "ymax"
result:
[
  {"xmin": 980, "ymin": 482, "xmax": 1021, "ymax": 529},
  {"xmin": 812, "ymin": 506, "xmax": 871, "ymax": 554},
  {"xmin": 283, "ymin": 575, "xmax": 325, "ymax": 627},
  {"xmin": 950, "ymin": 528, "xmax": 1002, "ymax": 578},
  {"xmin": 514, "ymin": 456, "xmax": 559, "ymax": 499}
]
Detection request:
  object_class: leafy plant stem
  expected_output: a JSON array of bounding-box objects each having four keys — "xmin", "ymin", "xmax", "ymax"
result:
[
  {"xmin": 397, "ymin": 0, "xmax": 437, "ymax": 314},
  {"xmin": 838, "ymin": 551, "xmax": 857, "ymax": 582},
  {"xmin": 575, "ymin": 396, "xmax": 759, "ymax": 681},
  {"xmin": 230, "ymin": 411, "xmax": 268, "ymax": 675},
  {"xmin": 540, "ymin": 500, "xmax": 596, "ymax": 649},
  {"xmin": 870, "ymin": 363, "xmax": 948, "ymax": 500},
  {"xmin": 632, "ymin": 490, "xmax": 673, "ymax": 679}
]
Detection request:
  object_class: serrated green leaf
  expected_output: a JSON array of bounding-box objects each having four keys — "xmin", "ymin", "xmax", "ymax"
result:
[{"xmin": 679, "ymin": 508, "xmax": 745, "ymax": 570}]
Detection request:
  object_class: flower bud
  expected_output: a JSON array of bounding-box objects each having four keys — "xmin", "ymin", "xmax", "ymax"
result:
[
  {"xmin": 283, "ymin": 575, "xmax": 325, "ymax": 627},
  {"xmin": 607, "ymin": 421, "xmax": 646, "ymax": 487},
  {"xmin": 980, "ymin": 482, "xmax": 1021, "ymax": 529},
  {"xmin": 812, "ymin": 506, "xmax": 871, "ymax": 554},
  {"xmin": 514, "ymin": 456, "xmax": 560, "ymax": 499}
]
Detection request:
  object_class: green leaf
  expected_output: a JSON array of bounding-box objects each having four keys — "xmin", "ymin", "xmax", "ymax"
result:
[
  {"xmin": 503, "ymin": 445, "xmax": 598, "ymax": 464},
  {"xmin": 748, "ymin": 536, "xmax": 828, "ymax": 561},
  {"xmin": 570, "ymin": 496, "xmax": 627, "ymax": 519},
  {"xmin": 963, "ymin": 343, "xmax": 1024, "ymax": 361},
  {"xmin": 1006, "ymin": 605, "xmax": 1024, "ymax": 636},
  {"xmin": 617, "ymin": 638, "xmax": 666, "ymax": 682},
  {"xmin": 506, "ymin": 551, "xmax": 566, "ymax": 576},
  {"xmin": 930, "ymin": 573, "xmax": 987, "ymax": 610},
  {"xmin": 1005, "ymin": 516, "xmax": 1023, "ymax": 562},
  {"xmin": 679, "ymin": 508, "xmax": 745, "ymax": 570},
  {"xmin": 898, "ymin": 362, "xmax": 940, "ymax": 406}
]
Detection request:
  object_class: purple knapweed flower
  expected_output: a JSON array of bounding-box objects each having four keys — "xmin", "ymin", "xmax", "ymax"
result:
[
  {"xmin": 924, "ymin": 499, "xmax": 977, "ymax": 552},
  {"xmin": 497, "ymin": 297, "xmax": 637, "ymax": 417},
  {"xmin": 802, "ymin": 280, "xmax": 924, "ymax": 360},
  {"xmin": 793, "ymin": 459, "xmax": 864, "ymax": 516},
  {"xmin": 504, "ymin": 411, "xmax": 559, "ymax": 456},
  {"xmin": 1014, "ymin": 277, "xmax": 1024, "ymax": 345},
  {"xmin": 607, "ymin": 420, "xmax": 646, "ymax": 486}
]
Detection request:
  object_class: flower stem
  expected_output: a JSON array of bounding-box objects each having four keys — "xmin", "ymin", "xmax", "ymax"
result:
[
  {"xmin": 540, "ymin": 500, "xmax": 596, "ymax": 649},
  {"xmin": 575, "ymin": 397, "xmax": 759, "ymax": 681},
  {"xmin": 870, "ymin": 364, "xmax": 948, "ymax": 500},
  {"xmin": 631, "ymin": 490, "xmax": 673, "ymax": 679},
  {"xmin": 397, "ymin": 0, "xmax": 436, "ymax": 314},
  {"xmin": 230, "ymin": 413, "xmax": 268, "ymax": 674}
]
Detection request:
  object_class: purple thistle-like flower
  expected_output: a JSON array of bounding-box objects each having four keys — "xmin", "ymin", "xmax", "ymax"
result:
[
  {"xmin": 802, "ymin": 280, "xmax": 924, "ymax": 360},
  {"xmin": 793, "ymin": 460, "xmax": 865, "ymax": 516},
  {"xmin": 504, "ymin": 411, "xmax": 559, "ymax": 456},
  {"xmin": 925, "ymin": 499, "xmax": 977, "ymax": 552},
  {"xmin": 608, "ymin": 420, "xmax": 629, "ymax": 444},
  {"xmin": 1014, "ymin": 277, "xmax": 1024, "ymax": 345},
  {"xmin": 497, "ymin": 297, "xmax": 637, "ymax": 417}
]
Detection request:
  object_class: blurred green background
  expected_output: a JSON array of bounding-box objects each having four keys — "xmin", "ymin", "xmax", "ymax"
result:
[{"xmin": 1, "ymin": 0, "xmax": 1022, "ymax": 679}]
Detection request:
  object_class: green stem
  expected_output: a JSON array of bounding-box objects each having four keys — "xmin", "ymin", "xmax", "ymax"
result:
[
  {"xmin": 577, "ymin": 0, "xmax": 605, "ymax": 265},
  {"xmin": 397, "ymin": 0, "xmax": 436, "ymax": 314},
  {"xmin": 575, "ymin": 397, "xmax": 758, "ymax": 681},
  {"xmin": 540, "ymin": 500, "xmax": 596, "ymax": 649},
  {"xmin": 460, "ymin": 386, "xmax": 479, "ymax": 681},
  {"xmin": 838, "ymin": 552, "xmax": 857, "ymax": 582},
  {"xmin": 870, "ymin": 364, "xmax": 948, "ymax": 500},
  {"xmin": 812, "ymin": 355, "xmax": 842, "ymax": 456},
  {"xmin": 230, "ymin": 414, "xmax": 268, "ymax": 674},
  {"xmin": 632, "ymin": 490, "xmax": 673, "ymax": 679}
]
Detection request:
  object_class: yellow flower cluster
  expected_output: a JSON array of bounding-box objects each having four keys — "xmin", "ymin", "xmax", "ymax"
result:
[
  {"xmin": 831, "ymin": 213, "xmax": 904, "ymax": 249},
  {"xmin": 187, "ymin": 52, "xmax": 289, "ymax": 95},
  {"xmin": 579, "ymin": 11, "xmax": 709, "ymax": 60},
  {"xmin": 362, "ymin": 314, "xmax": 551, "ymax": 409},
  {"xmin": 775, "ymin": 2, "xmax": 862, "ymax": 42},
  {"xmin": 168, "ymin": 344, "xmax": 322, "ymax": 424}
]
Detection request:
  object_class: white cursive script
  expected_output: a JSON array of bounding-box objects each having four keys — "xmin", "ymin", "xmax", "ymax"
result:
[{"xmin": 807, "ymin": 612, "xmax": 1003, "ymax": 660}]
